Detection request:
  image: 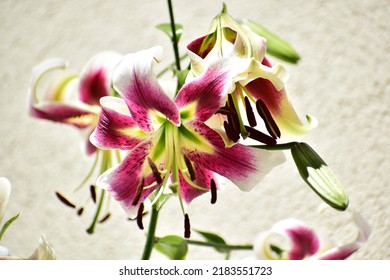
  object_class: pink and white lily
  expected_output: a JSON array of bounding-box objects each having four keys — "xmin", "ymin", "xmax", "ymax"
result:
[
  {"xmin": 90, "ymin": 46, "xmax": 285, "ymax": 218},
  {"xmin": 253, "ymin": 210, "xmax": 370, "ymax": 260},
  {"xmin": 29, "ymin": 52, "xmax": 122, "ymax": 155},
  {"xmin": 187, "ymin": 7, "xmax": 316, "ymax": 145}
]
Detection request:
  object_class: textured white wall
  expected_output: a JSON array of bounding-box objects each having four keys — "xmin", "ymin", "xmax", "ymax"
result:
[{"xmin": 0, "ymin": 0, "xmax": 389, "ymax": 260}]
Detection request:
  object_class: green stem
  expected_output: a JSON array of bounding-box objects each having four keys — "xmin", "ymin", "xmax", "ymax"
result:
[
  {"xmin": 186, "ymin": 239, "xmax": 253, "ymax": 250},
  {"xmin": 167, "ymin": 0, "xmax": 181, "ymax": 71},
  {"xmin": 141, "ymin": 206, "xmax": 160, "ymax": 260},
  {"xmin": 251, "ymin": 141, "xmax": 299, "ymax": 150}
]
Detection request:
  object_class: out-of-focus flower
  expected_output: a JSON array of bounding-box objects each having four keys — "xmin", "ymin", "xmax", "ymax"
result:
[
  {"xmin": 253, "ymin": 209, "xmax": 370, "ymax": 260},
  {"xmin": 29, "ymin": 52, "xmax": 122, "ymax": 155},
  {"xmin": 187, "ymin": 5, "xmax": 316, "ymax": 146},
  {"xmin": 91, "ymin": 46, "xmax": 285, "ymax": 220},
  {"xmin": 0, "ymin": 177, "xmax": 55, "ymax": 260}
]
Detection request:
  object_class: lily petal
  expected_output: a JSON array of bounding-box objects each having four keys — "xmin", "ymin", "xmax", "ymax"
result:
[
  {"xmin": 113, "ymin": 46, "xmax": 180, "ymax": 132},
  {"xmin": 31, "ymin": 102, "xmax": 97, "ymax": 128},
  {"xmin": 179, "ymin": 163, "xmax": 218, "ymax": 204},
  {"xmin": 90, "ymin": 96, "xmax": 146, "ymax": 150},
  {"xmin": 27, "ymin": 235, "xmax": 56, "ymax": 260},
  {"xmin": 96, "ymin": 141, "xmax": 158, "ymax": 217},
  {"xmin": 0, "ymin": 177, "xmax": 11, "ymax": 224},
  {"xmin": 79, "ymin": 51, "xmax": 123, "ymax": 106},
  {"xmin": 319, "ymin": 244, "xmax": 359, "ymax": 260},
  {"xmin": 183, "ymin": 121, "xmax": 285, "ymax": 191},
  {"xmin": 245, "ymin": 58, "xmax": 316, "ymax": 137}
]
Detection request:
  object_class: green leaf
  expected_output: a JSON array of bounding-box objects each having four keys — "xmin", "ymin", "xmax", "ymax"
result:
[
  {"xmin": 195, "ymin": 230, "xmax": 229, "ymax": 253},
  {"xmin": 176, "ymin": 69, "xmax": 189, "ymax": 91},
  {"xmin": 154, "ymin": 235, "xmax": 188, "ymax": 260},
  {"xmin": 0, "ymin": 213, "xmax": 19, "ymax": 241},
  {"xmin": 291, "ymin": 142, "xmax": 349, "ymax": 211},
  {"xmin": 156, "ymin": 23, "xmax": 183, "ymax": 42},
  {"xmin": 240, "ymin": 19, "xmax": 300, "ymax": 64}
]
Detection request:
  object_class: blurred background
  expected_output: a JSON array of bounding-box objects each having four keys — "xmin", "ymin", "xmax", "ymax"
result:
[{"xmin": 0, "ymin": 0, "xmax": 389, "ymax": 259}]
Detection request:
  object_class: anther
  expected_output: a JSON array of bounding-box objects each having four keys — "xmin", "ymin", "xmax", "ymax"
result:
[
  {"xmin": 183, "ymin": 155, "xmax": 196, "ymax": 181},
  {"xmin": 210, "ymin": 179, "xmax": 217, "ymax": 204},
  {"xmin": 137, "ymin": 203, "xmax": 144, "ymax": 230},
  {"xmin": 77, "ymin": 207, "xmax": 84, "ymax": 216},
  {"xmin": 148, "ymin": 158, "xmax": 162, "ymax": 184},
  {"xmin": 184, "ymin": 214, "xmax": 191, "ymax": 238},
  {"xmin": 227, "ymin": 95, "xmax": 241, "ymax": 133},
  {"xmin": 132, "ymin": 178, "xmax": 145, "ymax": 206},
  {"xmin": 245, "ymin": 126, "xmax": 277, "ymax": 145},
  {"xmin": 224, "ymin": 121, "xmax": 240, "ymax": 142},
  {"xmin": 90, "ymin": 185, "xmax": 97, "ymax": 204},
  {"xmin": 244, "ymin": 96, "xmax": 257, "ymax": 127},
  {"xmin": 55, "ymin": 192, "xmax": 76, "ymax": 208},
  {"xmin": 255, "ymin": 99, "xmax": 281, "ymax": 139},
  {"xmin": 99, "ymin": 213, "xmax": 111, "ymax": 223}
]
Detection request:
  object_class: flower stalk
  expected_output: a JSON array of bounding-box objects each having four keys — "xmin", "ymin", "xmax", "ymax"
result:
[
  {"xmin": 167, "ymin": 0, "xmax": 181, "ymax": 71},
  {"xmin": 141, "ymin": 206, "xmax": 159, "ymax": 260}
]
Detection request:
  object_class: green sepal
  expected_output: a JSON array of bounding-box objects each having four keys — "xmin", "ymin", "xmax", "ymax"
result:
[
  {"xmin": 156, "ymin": 23, "xmax": 183, "ymax": 42},
  {"xmin": 291, "ymin": 142, "xmax": 349, "ymax": 211},
  {"xmin": 0, "ymin": 213, "xmax": 20, "ymax": 241},
  {"xmin": 154, "ymin": 235, "xmax": 188, "ymax": 260},
  {"xmin": 240, "ymin": 19, "xmax": 300, "ymax": 64},
  {"xmin": 195, "ymin": 230, "xmax": 229, "ymax": 253}
]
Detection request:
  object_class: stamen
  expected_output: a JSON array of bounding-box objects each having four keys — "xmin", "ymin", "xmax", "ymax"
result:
[
  {"xmin": 147, "ymin": 158, "xmax": 162, "ymax": 184},
  {"xmin": 132, "ymin": 178, "xmax": 145, "ymax": 206},
  {"xmin": 227, "ymin": 95, "xmax": 241, "ymax": 133},
  {"xmin": 90, "ymin": 185, "xmax": 97, "ymax": 204},
  {"xmin": 255, "ymin": 99, "xmax": 281, "ymax": 139},
  {"xmin": 184, "ymin": 214, "xmax": 191, "ymax": 238},
  {"xmin": 210, "ymin": 179, "xmax": 217, "ymax": 204},
  {"xmin": 137, "ymin": 203, "xmax": 144, "ymax": 230},
  {"xmin": 244, "ymin": 96, "xmax": 257, "ymax": 127},
  {"xmin": 55, "ymin": 192, "xmax": 76, "ymax": 208},
  {"xmin": 98, "ymin": 213, "xmax": 111, "ymax": 223},
  {"xmin": 77, "ymin": 207, "xmax": 84, "ymax": 216},
  {"xmin": 245, "ymin": 126, "xmax": 277, "ymax": 145},
  {"xmin": 183, "ymin": 155, "xmax": 196, "ymax": 181},
  {"xmin": 223, "ymin": 120, "xmax": 240, "ymax": 142}
]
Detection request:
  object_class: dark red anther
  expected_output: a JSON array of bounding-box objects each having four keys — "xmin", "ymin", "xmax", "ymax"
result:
[
  {"xmin": 244, "ymin": 96, "xmax": 257, "ymax": 127},
  {"xmin": 148, "ymin": 158, "xmax": 162, "ymax": 184},
  {"xmin": 183, "ymin": 155, "xmax": 196, "ymax": 181},
  {"xmin": 137, "ymin": 203, "xmax": 144, "ymax": 230},
  {"xmin": 77, "ymin": 207, "xmax": 84, "ymax": 216},
  {"xmin": 55, "ymin": 192, "xmax": 76, "ymax": 208},
  {"xmin": 90, "ymin": 185, "xmax": 97, "ymax": 204},
  {"xmin": 184, "ymin": 214, "xmax": 191, "ymax": 238},
  {"xmin": 245, "ymin": 126, "xmax": 277, "ymax": 145},
  {"xmin": 223, "ymin": 121, "xmax": 240, "ymax": 142},
  {"xmin": 98, "ymin": 213, "xmax": 111, "ymax": 223},
  {"xmin": 255, "ymin": 99, "xmax": 281, "ymax": 139},
  {"xmin": 132, "ymin": 178, "xmax": 144, "ymax": 206},
  {"xmin": 210, "ymin": 179, "xmax": 217, "ymax": 204}
]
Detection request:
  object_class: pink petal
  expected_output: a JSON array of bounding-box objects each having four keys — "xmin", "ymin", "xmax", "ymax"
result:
[
  {"xmin": 30, "ymin": 103, "xmax": 96, "ymax": 128},
  {"xmin": 245, "ymin": 57, "xmax": 315, "ymax": 137},
  {"xmin": 187, "ymin": 34, "xmax": 216, "ymax": 59},
  {"xmin": 113, "ymin": 47, "xmax": 180, "ymax": 132},
  {"xmin": 182, "ymin": 121, "xmax": 285, "ymax": 191},
  {"xmin": 90, "ymin": 97, "xmax": 144, "ymax": 150},
  {"xmin": 179, "ymin": 163, "xmax": 218, "ymax": 204},
  {"xmin": 175, "ymin": 66, "xmax": 229, "ymax": 122},
  {"xmin": 285, "ymin": 225, "xmax": 320, "ymax": 260},
  {"xmin": 79, "ymin": 52, "xmax": 122, "ymax": 106},
  {"xmin": 319, "ymin": 244, "xmax": 359, "ymax": 260},
  {"xmin": 97, "ymin": 141, "xmax": 157, "ymax": 216}
]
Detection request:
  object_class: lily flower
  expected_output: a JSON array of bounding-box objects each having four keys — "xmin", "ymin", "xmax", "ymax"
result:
[
  {"xmin": 253, "ymin": 209, "xmax": 370, "ymax": 260},
  {"xmin": 90, "ymin": 46, "xmax": 285, "ymax": 221},
  {"xmin": 0, "ymin": 177, "xmax": 55, "ymax": 260},
  {"xmin": 29, "ymin": 51, "xmax": 122, "ymax": 155},
  {"xmin": 187, "ymin": 5, "xmax": 316, "ymax": 145}
]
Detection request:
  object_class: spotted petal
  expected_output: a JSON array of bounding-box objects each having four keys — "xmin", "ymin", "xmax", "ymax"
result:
[
  {"xmin": 79, "ymin": 51, "xmax": 123, "ymax": 106},
  {"xmin": 0, "ymin": 177, "xmax": 12, "ymax": 224},
  {"xmin": 96, "ymin": 141, "xmax": 158, "ymax": 217},
  {"xmin": 90, "ymin": 96, "xmax": 146, "ymax": 150},
  {"xmin": 113, "ymin": 46, "xmax": 180, "ymax": 133},
  {"xmin": 183, "ymin": 121, "xmax": 285, "ymax": 191}
]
